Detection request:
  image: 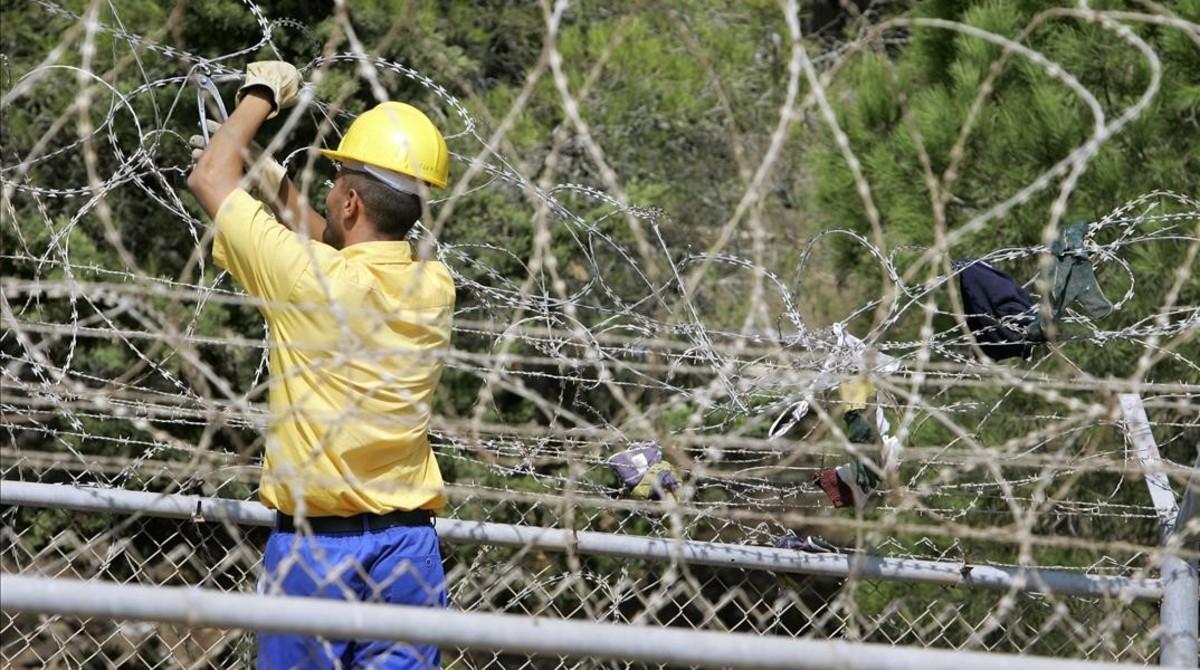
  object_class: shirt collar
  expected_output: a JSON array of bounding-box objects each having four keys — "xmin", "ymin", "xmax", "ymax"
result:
[{"xmin": 339, "ymin": 240, "xmax": 413, "ymax": 265}]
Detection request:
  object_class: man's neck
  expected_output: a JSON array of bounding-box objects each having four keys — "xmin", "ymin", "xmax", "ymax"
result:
[{"xmin": 343, "ymin": 220, "xmax": 397, "ymax": 246}]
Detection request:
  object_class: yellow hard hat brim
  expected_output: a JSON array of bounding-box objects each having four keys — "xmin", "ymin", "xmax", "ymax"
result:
[
  {"xmin": 319, "ymin": 148, "xmax": 447, "ymax": 189},
  {"xmin": 319, "ymin": 148, "xmax": 358, "ymax": 167}
]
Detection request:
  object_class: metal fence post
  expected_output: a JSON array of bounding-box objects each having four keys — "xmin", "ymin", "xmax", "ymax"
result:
[
  {"xmin": 1119, "ymin": 394, "xmax": 1197, "ymax": 667},
  {"xmin": 1159, "ymin": 451, "xmax": 1199, "ymax": 668}
]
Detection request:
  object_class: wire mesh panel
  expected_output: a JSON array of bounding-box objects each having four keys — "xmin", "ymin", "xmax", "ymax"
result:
[
  {"xmin": 0, "ymin": 471, "xmax": 1171, "ymax": 667},
  {"xmin": 2, "ymin": 0, "xmax": 1199, "ymax": 668},
  {"xmin": 0, "ymin": 513, "xmax": 1167, "ymax": 668}
]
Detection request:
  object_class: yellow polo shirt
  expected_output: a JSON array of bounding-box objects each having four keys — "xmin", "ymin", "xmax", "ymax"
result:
[{"xmin": 211, "ymin": 188, "xmax": 453, "ymax": 516}]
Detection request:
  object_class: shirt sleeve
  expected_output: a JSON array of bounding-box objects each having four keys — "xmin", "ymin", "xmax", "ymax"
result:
[{"xmin": 211, "ymin": 188, "xmax": 314, "ymax": 302}]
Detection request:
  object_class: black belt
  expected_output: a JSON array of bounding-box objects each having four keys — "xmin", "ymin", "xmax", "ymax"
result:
[{"xmin": 275, "ymin": 509, "xmax": 433, "ymax": 534}]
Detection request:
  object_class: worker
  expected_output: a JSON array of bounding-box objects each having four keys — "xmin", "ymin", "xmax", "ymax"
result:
[{"xmin": 187, "ymin": 61, "xmax": 454, "ymax": 669}]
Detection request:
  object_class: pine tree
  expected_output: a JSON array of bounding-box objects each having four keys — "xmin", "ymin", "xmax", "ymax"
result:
[{"xmin": 807, "ymin": 0, "xmax": 1199, "ymax": 380}]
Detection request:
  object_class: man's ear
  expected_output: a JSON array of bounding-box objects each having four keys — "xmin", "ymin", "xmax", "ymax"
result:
[{"xmin": 342, "ymin": 188, "xmax": 360, "ymax": 229}]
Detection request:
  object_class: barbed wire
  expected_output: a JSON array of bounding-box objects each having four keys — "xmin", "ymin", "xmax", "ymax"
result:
[{"xmin": 1, "ymin": 0, "xmax": 1198, "ymax": 667}]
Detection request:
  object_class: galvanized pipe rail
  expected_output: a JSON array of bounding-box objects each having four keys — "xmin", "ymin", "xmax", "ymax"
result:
[
  {"xmin": 0, "ymin": 574, "xmax": 1149, "ymax": 670},
  {"xmin": 0, "ymin": 480, "xmax": 1163, "ymax": 600}
]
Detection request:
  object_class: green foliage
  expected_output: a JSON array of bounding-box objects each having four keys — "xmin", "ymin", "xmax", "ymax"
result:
[
  {"xmin": 807, "ymin": 0, "xmax": 1199, "ymax": 376},
  {"xmin": 796, "ymin": 2, "xmax": 1199, "ymax": 626},
  {"xmin": 2, "ymin": 2, "xmax": 1196, "ymax": 661}
]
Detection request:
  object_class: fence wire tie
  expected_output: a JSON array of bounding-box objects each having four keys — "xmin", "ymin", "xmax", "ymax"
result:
[{"xmin": 958, "ymin": 548, "xmax": 975, "ymax": 581}]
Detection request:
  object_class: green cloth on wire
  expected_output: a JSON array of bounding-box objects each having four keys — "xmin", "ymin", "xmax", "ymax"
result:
[
  {"xmin": 1028, "ymin": 221, "xmax": 1112, "ymax": 341},
  {"xmin": 843, "ymin": 409, "xmax": 881, "ymax": 490}
]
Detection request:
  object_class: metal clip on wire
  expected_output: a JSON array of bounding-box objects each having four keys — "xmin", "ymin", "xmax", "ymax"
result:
[{"xmin": 194, "ymin": 72, "xmax": 229, "ymax": 144}]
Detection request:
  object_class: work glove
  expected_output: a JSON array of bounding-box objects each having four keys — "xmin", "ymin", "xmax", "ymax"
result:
[
  {"xmin": 190, "ymin": 120, "xmax": 286, "ymax": 203},
  {"xmin": 236, "ymin": 61, "xmax": 302, "ymax": 118}
]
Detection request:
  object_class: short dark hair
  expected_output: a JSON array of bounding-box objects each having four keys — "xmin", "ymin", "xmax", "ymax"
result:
[{"xmin": 342, "ymin": 171, "xmax": 423, "ymax": 240}]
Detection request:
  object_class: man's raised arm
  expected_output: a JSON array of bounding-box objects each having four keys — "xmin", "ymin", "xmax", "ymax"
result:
[
  {"xmin": 188, "ymin": 61, "xmax": 302, "ymax": 218},
  {"xmin": 269, "ymin": 167, "xmax": 328, "ymax": 242},
  {"xmin": 188, "ymin": 91, "xmax": 273, "ymax": 216},
  {"xmin": 190, "ymin": 118, "xmax": 327, "ymax": 241}
]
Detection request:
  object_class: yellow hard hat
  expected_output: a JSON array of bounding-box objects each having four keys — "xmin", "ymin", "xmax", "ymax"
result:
[{"xmin": 320, "ymin": 102, "xmax": 449, "ymax": 189}]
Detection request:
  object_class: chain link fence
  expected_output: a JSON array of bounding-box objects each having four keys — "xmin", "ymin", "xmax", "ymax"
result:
[
  {"xmin": 3, "ymin": 0, "xmax": 1199, "ymax": 667},
  {"xmin": 0, "ymin": 450, "xmax": 1171, "ymax": 668}
]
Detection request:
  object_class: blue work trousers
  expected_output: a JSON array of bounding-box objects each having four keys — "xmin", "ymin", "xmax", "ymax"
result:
[{"xmin": 257, "ymin": 522, "xmax": 448, "ymax": 669}]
